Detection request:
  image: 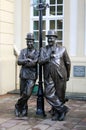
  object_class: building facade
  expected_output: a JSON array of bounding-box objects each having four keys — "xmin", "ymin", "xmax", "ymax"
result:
[{"xmin": 0, "ymin": 0, "xmax": 86, "ymax": 95}]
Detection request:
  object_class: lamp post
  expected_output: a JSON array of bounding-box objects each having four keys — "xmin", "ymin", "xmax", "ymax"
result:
[{"xmin": 33, "ymin": 0, "xmax": 49, "ymax": 116}]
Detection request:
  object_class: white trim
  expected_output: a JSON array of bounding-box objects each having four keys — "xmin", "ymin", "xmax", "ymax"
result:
[
  {"xmin": 70, "ymin": 0, "xmax": 77, "ymax": 56},
  {"xmin": 14, "ymin": 0, "xmax": 22, "ymax": 51},
  {"xmin": 85, "ymin": 0, "xmax": 86, "ymax": 55},
  {"xmin": 62, "ymin": 0, "xmax": 64, "ymax": 45},
  {"xmin": 30, "ymin": 0, "xmax": 33, "ymax": 33}
]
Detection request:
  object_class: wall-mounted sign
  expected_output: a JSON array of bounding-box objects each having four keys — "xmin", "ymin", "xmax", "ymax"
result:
[{"xmin": 73, "ymin": 66, "xmax": 85, "ymax": 77}]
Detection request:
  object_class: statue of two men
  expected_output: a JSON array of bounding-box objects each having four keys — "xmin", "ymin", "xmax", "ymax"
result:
[{"xmin": 15, "ymin": 30, "xmax": 71, "ymax": 121}]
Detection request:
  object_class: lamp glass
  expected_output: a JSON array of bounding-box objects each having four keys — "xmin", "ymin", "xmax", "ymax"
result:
[{"xmin": 33, "ymin": 0, "xmax": 46, "ymax": 5}]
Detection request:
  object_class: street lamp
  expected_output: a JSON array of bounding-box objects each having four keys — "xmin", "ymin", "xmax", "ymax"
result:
[{"xmin": 33, "ymin": 0, "xmax": 49, "ymax": 116}]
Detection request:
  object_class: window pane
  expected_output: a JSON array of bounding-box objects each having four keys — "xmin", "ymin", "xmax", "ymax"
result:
[
  {"xmin": 34, "ymin": 21, "xmax": 39, "ymax": 30},
  {"xmin": 50, "ymin": 20, "xmax": 55, "ymax": 29},
  {"xmin": 34, "ymin": 42, "xmax": 39, "ymax": 50},
  {"xmin": 43, "ymin": 42, "xmax": 46, "ymax": 47},
  {"xmin": 57, "ymin": 6, "xmax": 63, "ymax": 15},
  {"xmin": 50, "ymin": 6, "xmax": 55, "ymax": 15},
  {"xmin": 33, "ymin": 8, "xmax": 38, "ymax": 16},
  {"xmin": 34, "ymin": 31, "xmax": 39, "ymax": 40},
  {"xmin": 57, "ymin": 42, "xmax": 62, "ymax": 45},
  {"xmin": 33, "ymin": 9, "xmax": 46, "ymax": 16},
  {"xmin": 57, "ymin": 0, "xmax": 63, "ymax": 4},
  {"xmin": 42, "ymin": 9, "xmax": 46, "ymax": 16},
  {"xmin": 57, "ymin": 20, "xmax": 62, "ymax": 29},
  {"xmin": 33, "ymin": 0, "xmax": 38, "ymax": 5},
  {"xmin": 50, "ymin": 0, "xmax": 55, "ymax": 4},
  {"xmin": 42, "ymin": 21, "xmax": 46, "ymax": 30},
  {"xmin": 42, "ymin": 31, "xmax": 46, "ymax": 41},
  {"xmin": 58, "ymin": 31, "xmax": 62, "ymax": 40}
]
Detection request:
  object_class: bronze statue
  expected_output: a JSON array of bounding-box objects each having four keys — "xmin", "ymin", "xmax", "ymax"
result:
[
  {"xmin": 15, "ymin": 33, "xmax": 39, "ymax": 117},
  {"xmin": 39, "ymin": 30, "xmax": 71, "ymax": 121}
]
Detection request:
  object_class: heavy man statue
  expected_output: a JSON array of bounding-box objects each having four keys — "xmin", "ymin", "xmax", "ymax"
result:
[
  {"xmin": 39, "ymin": 30, "xmax": 71, "ymax": 121},
  {"xmin": 15, "ymin": 33, "xmax": 39, "ymax": 117}
]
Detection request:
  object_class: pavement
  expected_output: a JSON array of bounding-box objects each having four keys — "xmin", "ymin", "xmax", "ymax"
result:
[{"xmin": 0, "ymin": 94, "xmax": 86, "ymax": 130}]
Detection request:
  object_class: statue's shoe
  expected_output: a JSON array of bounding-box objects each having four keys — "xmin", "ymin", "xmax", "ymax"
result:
[
  {"xmin": 21, "ymin": 105, "xmax": 28, "ymax": 117},
  {"xmin": 52, "ymin": 112, "xmax": 59, "ymax": 121},
  {"xmin": 15, "ymin": 104, "xmax": 21, "ymax": 117},
  {"xmin": 58, "ymin": 106, "xmax": 69, "ymax": 121}
]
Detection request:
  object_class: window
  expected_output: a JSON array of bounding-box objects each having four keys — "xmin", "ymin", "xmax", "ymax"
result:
[{"xmin": 30, "ymin": 0, "xmax": 64, "ymax": 49}]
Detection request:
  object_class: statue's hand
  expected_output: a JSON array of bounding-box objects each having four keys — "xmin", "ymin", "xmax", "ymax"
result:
[
  {"xmin": 24, "ymin": 58, "xmax": 32, "ymax": 63},
  {"xmin": 50, "ymin": 50, "xmax": 56, "ymax": 58},
  {"xmin": 50, "ymin": 53, "xmax": 56, "ymax": 58},
  {"xmin": 66, "ymin": 78, "xmax": 69, "ymax": 81},
  {"xmin": 27, "ymin": 58, "xmax": 32, "ymax": 62}
]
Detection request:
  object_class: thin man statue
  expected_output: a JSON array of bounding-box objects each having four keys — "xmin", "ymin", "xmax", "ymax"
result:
[{"xmin": 15, "ymin": 33, "xmax": 39, "ymax": 117}]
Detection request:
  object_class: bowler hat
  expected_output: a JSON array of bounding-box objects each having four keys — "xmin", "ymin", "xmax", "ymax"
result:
[
  {"xmin": 46, "ymin": 30, "xmax": 58, "ymax": 38},
  {"xmin": 25, "ymin": 33, "xmax": 34, "ymax": 40}
]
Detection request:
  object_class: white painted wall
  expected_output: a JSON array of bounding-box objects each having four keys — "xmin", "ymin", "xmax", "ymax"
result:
[{"xmin": 0, "ymin": 0, "xmax": 16, "ymax": 94}]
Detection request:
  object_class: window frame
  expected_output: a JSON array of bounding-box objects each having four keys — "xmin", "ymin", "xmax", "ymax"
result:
[{"xmin": 30, "ymin": 0, "xmax": 64, "ymax": 48}]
